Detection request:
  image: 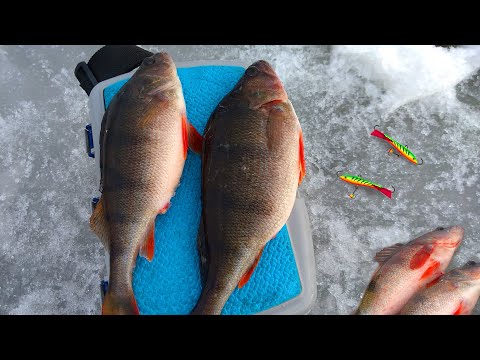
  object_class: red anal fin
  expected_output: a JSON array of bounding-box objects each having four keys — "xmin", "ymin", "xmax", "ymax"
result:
[
  {"xmin": 238, "ymin": 247, "xmax": 265, "ymax": 289},
  {"xmin": 453, "ymin": 301, "xmax": 464, "ymax": 315},
  {"xmin": 420, "ymin": 260, "xmax": 441, "ymax": 280},
  {"xmin": 182, "ymin": 113, "xmax": 188, "ymax": 160},
  {"xmin": 159, "ymin": 202, "xmax": 170, "ymax": 214},
  {"xmin": 298, "ymin": 130, "xmax": 306, "ymax": 185},
  {"xmin": 188, "ymin": 123, "xmax": 204, "ymax": 155},
  {"xmin": 140, "ymin": 220, "xmax": 155, "ymax": 261},
  {"xmin": 371, "ymin": 129, "xmax": 387, "ymax": 139},
  {"xmin": 374, "ymin": 186, "xmax": 392, "ymax": 199},
  {"xmin": 409, "ymin": 245, "xmax": 434, "ymax": 270}
]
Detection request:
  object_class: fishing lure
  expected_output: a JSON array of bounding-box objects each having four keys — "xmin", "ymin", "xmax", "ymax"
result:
[
  {"xmin": 371, "ymin": 125, "xmax": 423, "ymax": 165},
  {"xmin": 337, "ymin": 172, "xmax": 395, "ymax": 199}
]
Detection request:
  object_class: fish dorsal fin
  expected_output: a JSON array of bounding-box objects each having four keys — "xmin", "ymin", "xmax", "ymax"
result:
[
  {"xmin": 374, "ymin": 243, "xmax": 404, "ymax": 263},
  {"xmin": 443, "ymin": 269, "xmax": 469, "ymax": 282}
]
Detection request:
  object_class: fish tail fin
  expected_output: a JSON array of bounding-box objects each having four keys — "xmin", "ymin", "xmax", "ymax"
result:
[
  {"xmin": 371, "ymin": 129, "xmax": 386, "ymax": 139},
  {"xmin": 102, "ymin": 290, "xmax": 140, "ymax": 315},
  {"xmin": 375, "ymin": 186, "xmax": 392, "ymax": 199}
]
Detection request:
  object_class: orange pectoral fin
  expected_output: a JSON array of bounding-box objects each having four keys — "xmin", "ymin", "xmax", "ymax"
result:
[
  {"xmin": 238, "ymin": 247, "xmax": 265, "ymax": 289},
  {"xmin": 298, "ymin": 130, "xmax": 306, "ymax": 185},
  {"xmin": 140, "ymin": 220, "xmax": 155, "ymax": 261},
  {"xmin": 188, "ymin": 123, "xmax": 204, "ymax": 155},
  {"xmin": 421, "ymin": 261, "xmax": 441, "ymax": 280},
  {"xmin": 409, "ymin": 245, "xmax": 434, "ymax": 270},
  {"xmin": 182, "ymin": 113, "xmax": 188, "ymax": 160},
  {"xmin": 453, "ymin": 301, "xmax": 465, "ymax": 315}
]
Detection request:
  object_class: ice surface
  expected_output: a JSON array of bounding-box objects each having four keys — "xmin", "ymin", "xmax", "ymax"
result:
[{"xmin": 1, "ymin": 45, "xmax": 479, "ymax": 315}]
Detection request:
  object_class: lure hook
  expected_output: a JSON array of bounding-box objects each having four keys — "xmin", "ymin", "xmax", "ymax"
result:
[
  {"xmin": 417, "ymin": 158, "xmax": 424, "ymax": 165},
  {"xmin": 374, "ymin": 124, "xmax": 381, "ymax": 131},
  {"xmin": 349, "ymin": 186, "xmax": 359, "ymax": 199},
  {"xmin": 391, "ymin": 186, "xmax": 396, "ymax": 193}
]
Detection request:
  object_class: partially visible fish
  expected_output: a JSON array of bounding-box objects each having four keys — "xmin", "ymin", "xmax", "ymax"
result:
[
  {"xmin": 400, "ymin": 261, "xmax": 480, "ymax": 315},
  {"xmin": 356, "ymin": 226, "xmax": 464, "ymax": 315},
  {"xmin": 90, "ymin": 52, "xmax": 189, "ymax": 315},
  {"xmin": 191, "ymin": 60, "xmax": 306, "ymax": 315}
]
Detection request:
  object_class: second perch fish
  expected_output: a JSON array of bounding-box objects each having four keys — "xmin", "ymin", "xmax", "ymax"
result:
[
  {"xmin": 400, "ymin": 261, "xmax": 480, "ymax": 315},
  {"xmin": 90, "ymin": 53, "xmax": 189, "ymax": 315},
  {"xmin": 355, "ymin": 226, "xmax": 464, "ymax": 315},
  {"xmin": 191, "ymin": 60, "xmax": 306, "ymax": 314}
]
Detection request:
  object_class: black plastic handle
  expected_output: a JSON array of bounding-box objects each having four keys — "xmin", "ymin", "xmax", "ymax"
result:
[{"xmin": 74, "ymin": 45, "xmax": 154, "ymax": 95}]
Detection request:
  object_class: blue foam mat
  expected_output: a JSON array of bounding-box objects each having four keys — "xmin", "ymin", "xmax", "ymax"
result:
[{"xmin": 103, "ymin": 65, "xmax": 302, "ymax": 315}]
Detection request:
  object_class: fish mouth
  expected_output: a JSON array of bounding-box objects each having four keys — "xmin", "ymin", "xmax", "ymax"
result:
[
  {"xmin": 431, "ymin": 225, "xmax": 464, "ymax": 248},
  {"xmin": 431, "ymin": 240, "xmax": 462, "ymax": 248},
  {"xmin": 248, "ymin": 60, "xmax": 276, "ymax": 76}
]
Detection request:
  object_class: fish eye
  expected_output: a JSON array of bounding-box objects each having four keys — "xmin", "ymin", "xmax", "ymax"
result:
[
  {"xmin": 246, "ymin": 66, "xmax": 259, "ymax": 77},
  {"xmin": 435, "ymin": 227, "xmax": 445, "ymax": 231},
  {"xmin": 143, "ymin": 57, "xmax": 155, "ymax": 66}
]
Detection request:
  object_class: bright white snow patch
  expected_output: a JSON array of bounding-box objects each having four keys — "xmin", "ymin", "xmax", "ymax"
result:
[{"xmin": 330, "ymin": 45, "xmax": 480, "ymax": 114}]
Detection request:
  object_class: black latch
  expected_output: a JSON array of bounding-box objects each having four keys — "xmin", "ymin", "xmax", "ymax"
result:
[
  {"xmin": 75, "ymin": 46, "xmax": 154, "ymax": 97},
  {"xmin": 100, "ymin": 280, "xmax": 109, "ymax": 302},
  {"xmin": 75, "ymin": 61, "xmax": 98, "ymax": 96},
  {"xmin": 84, "ymin": 124, "xmax": 95, "ymax": 158},
  {"xmin": 91, "ymin": 197, "xmax": 100, "ymax": 213}
]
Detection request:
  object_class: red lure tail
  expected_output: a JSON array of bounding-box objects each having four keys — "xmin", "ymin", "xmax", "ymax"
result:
[
  {"xmin": 370, "ymin": 129, "xmax": 386, "ymax": 139},
  {"xmin": 375, "ymin": 186, "xmax": 392, "ymax": 199}
]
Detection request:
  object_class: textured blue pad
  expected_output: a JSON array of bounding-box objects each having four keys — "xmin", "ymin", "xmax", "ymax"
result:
[{"xmin": 103, "ymin": 65, "xmax": 302, "ymax": 314}]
